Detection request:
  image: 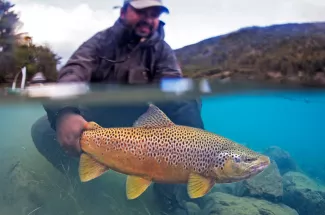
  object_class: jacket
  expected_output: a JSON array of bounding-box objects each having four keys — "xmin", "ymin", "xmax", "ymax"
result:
[{"xmin": 43, "ymin": 18, "xmax": 204, "ymax": 130}]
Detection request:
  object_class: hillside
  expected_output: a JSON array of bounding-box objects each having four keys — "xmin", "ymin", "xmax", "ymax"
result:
[{"xmin": 174, "ymin": 22, "xmax": 325, "ymax": 87}]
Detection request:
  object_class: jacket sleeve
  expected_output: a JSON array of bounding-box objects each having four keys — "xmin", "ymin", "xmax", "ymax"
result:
[
  {"xmin": 153, "ymin": 41, "xmax": 182, "ymax": 80},
  {"xmin": 57, "ymin": 31, "xmax": 103, "ymax": 82},
  {"xmin": 154, "ymin": 42, "xmax": 205, "ymax": 129},
  {"xmin": 43, "ymin": 30, "xmax": 105, "ymax": 131}
]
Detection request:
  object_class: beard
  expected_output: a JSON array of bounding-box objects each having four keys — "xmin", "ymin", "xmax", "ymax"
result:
[{"xmin": 133, "ymin": 20, "xmax": 154, "ymax": 38}]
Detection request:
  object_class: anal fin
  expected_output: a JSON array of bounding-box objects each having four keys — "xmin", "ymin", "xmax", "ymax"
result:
[
  {"xmin": 187, "ymin": 172, "xmax": 215, "ymax": 199},
  {"xmin": 79, "ymin": 153, "xmax": 109, "ymax": 182},
  {"xmin": 126, "ymin": 175, "xmax": 152, "ymax": 200}
]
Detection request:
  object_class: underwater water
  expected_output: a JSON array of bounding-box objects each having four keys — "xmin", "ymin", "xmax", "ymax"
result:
[{"xmin": 0, "ymin": 88, "xmax": 325, "ymax": 215}]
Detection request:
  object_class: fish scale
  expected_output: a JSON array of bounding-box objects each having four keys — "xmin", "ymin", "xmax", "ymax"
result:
[
  {"xmin": 78, "ymin": 103, "xmax": 270, "ymax": 200},
  {"xmin": 83, "ymin": 126, "xmax": 232, "ymax": 174}
]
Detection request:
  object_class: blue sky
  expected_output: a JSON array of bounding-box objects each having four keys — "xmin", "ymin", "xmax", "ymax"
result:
[{"xmin": 11, "ymin": 0, "xmax": 325, "ymax": 65}]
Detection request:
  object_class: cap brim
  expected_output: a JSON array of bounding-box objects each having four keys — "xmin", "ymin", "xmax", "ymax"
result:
[{"xmin": 129, "ymin": 1, "xmax": 169, "ymax": 14}]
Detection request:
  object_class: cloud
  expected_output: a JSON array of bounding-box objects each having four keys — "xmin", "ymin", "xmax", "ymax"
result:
[
  {"xmin": 10, "ymin": 0, "xmax": 325, "ymax": 66},
  {"xmin": 12, "ymin": 0, "xmax": 120, "ymax": 64}
]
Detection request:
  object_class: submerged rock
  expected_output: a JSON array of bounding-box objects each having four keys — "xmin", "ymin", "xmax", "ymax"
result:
[
  {"xmin": 173, "ymin": 202, "xmax": 202, "ymax": 215},
  {"xmin": 152, "ymin": 183, "xmax": 186, "ymax": 212},
  {"xmin": 234, "ymin": 160, "xmax": 283, "ymax": 202},
  {"xmin": 263, "ymin": 146, "xmax": 297, "ymax": 175},
  {"xmin": 283, "ymin": 171, "xmax": 325, "ymax": 215},
  {"xmin": 300, "ymin": 164, "xmax": 325, "ymax": 184},
  {"xmin": 200, "ymin": 192, "xmax": 298, "ymax": 215},
  {"xmin": 183, "ymin": 202, "xmax": 201, "ymax": 215},
  {"xmin": 211, "ymin": 183, "xmax": 237, "ymax": 195},
  {"xmin": 152, "ymin": 183, "xmax": 205, "ymax": 214}
]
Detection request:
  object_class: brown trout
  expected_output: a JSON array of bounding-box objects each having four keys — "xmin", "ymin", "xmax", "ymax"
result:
[{"xmin": 78, "ymin": 103, "xmax": 270, "ymax": 200}]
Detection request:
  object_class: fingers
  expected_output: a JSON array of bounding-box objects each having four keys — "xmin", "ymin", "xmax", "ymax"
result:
[
  {"xmin": 57, "ymin": 131, "xmax": 82, "ymax": 157},
  {"xmin": 55, "ymin": 114, "xmax": 87, "ymax": 157},
  {"xmin": 64, "ymin": 146, "xmax": 80, "ymax": 157},
  {"xmin": 61, "ymin": 138, "xmax": 81, "ymax": 157},
  {"xmin": 83, "ymin": 121, "xmax": 90, "ymax": 130}
]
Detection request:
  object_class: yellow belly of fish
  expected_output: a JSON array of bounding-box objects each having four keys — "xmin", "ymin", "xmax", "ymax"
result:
[
  {"xmin": 107, "ymin": 149, "xmax": 188, "ymax": 183},
  {"xmin": 81, "ymin": 136, "xmax": 192, "ymax": 184}
]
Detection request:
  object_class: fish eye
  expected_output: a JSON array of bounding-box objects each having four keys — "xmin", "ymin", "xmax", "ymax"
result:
[{"xmin": 245, "ymin": 157, "xmax": 257, "ymax": 162}]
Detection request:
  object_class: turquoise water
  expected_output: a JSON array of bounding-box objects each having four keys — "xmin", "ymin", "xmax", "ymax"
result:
[
  {"xmin": 202, "ymin": 91, "xmax": 325, "ymax": 171},
  {"xmin": 0, "ymin": 89, "xmax": 325, "ymax": 215}
]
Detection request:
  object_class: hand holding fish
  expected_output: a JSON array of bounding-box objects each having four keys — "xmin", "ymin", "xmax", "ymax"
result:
[{"xmin": 56, "ymin": 113, "xmax": 87, "ymax": 157}]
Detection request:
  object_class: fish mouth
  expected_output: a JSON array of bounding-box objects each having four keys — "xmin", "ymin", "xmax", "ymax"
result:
[
  {"xmin": 242, "ymin": 157, "xmax": 270, "ymax": 178},
  {"xmin": 249, "ymin": 160, "xmax": 269, "ymax": 173}
]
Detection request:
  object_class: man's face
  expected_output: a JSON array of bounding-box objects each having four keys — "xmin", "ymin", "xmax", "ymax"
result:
[{"xmin": 120, "ymin": 5, "xmax": 162, "ymax": 38}]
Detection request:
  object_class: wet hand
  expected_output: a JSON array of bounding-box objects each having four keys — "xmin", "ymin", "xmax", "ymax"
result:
[{"xmin": 56, "ymin": 113, "xmax": 87, "ymax": 157}]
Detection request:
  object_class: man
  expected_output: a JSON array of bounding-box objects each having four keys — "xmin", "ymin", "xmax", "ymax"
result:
[{"xmin": 31, "ymin": 0, "xmax": 204, "ymax": 212}]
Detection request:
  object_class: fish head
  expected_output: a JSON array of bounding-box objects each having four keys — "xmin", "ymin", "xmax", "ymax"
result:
[{"xmin": 213, "ymin": 143, "xmax": 270, "ymax": 183}]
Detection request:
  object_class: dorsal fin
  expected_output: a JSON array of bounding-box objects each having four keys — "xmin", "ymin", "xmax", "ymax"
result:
[{"xmin": 133, "ymin": 103, "xmax": 175, "ymax": 128}]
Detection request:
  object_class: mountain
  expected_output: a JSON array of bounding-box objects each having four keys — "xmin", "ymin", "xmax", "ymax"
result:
[{"xmin": 174, "ymin": 22, "xmax": 325, "ymax": 87}]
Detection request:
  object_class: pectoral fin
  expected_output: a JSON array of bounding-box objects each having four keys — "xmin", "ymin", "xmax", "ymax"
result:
[
  {"xmin": 187, "ymin": 173, "xmax": 215, "ymax": 198},
  {"xmin": 126, "ymin": 175, "xmax": 152, "ymax": 200},
  {"xmin": 79, "ymin": 153, "xmax": 109, "ymax": 182}
]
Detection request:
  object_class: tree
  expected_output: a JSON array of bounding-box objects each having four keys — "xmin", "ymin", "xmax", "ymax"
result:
[
  {"xmin": 0, "ymin": 0, "xmax": 61, "ymax": 84},
  {"xmin": 0, "ymin": 0, "xmax": 20, "ymax": 82}
]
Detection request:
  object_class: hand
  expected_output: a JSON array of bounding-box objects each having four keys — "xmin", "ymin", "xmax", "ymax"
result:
[{"xmin": 55, "ymin": 113, "xmax": 87, "ymax": 157}]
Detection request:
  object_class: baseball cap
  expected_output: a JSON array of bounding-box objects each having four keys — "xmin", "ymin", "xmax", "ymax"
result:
[{"xmin": 124, "ymin": 0, "xmax": 169, "ymax": 14}]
